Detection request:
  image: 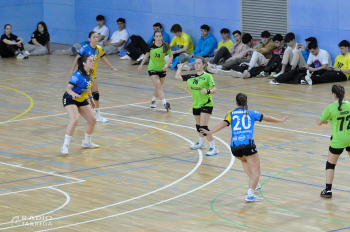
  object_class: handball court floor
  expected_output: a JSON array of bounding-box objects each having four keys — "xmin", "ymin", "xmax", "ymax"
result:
[{"xmin": 0, "ymin": 46, "xmax": 350, "ymax": 232}]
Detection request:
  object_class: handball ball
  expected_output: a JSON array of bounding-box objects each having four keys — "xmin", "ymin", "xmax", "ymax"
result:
[{"xmin": 179, "ymin": 53, "xmax": 190, "ymax": 63}]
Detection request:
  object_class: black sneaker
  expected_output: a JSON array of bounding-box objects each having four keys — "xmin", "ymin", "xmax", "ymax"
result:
[
  {"xmin": 165, "ymin": 102, "xmax": 171, "ymax": 111},
  {"xmin": 150, "ymin": 101, "xmax": 156, "ymax": 108},
  {"xmin": 320, "ymin": 189, "xmax": 332, "ymax": 198}
]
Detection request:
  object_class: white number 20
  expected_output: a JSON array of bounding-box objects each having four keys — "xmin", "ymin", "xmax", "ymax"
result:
[{"xmin": 232, "ymin": 115, "xmax": 251, "ymax": 131}]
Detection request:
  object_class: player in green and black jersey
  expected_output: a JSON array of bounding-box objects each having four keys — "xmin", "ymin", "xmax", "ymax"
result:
[
  {"xmin": 175, "ymin": 57, "xmax": 219, "ymax": 156},
  {"xmin": 317, "ymin": 84, "xmax": 350, "ymax": 198},
  {"xmin": 138, "ymin": 30, "xmax": 173, "ymax": 111}
]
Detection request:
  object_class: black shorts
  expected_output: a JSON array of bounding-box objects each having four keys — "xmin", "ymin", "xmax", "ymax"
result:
[
  {"xmin": 62, "ymin": 95, "xmax": 89, "ymax": 108},
  {"xmin": 329, "ymin": 146, "xmax": 350, "ymax": 155},
  {"xmin": 231, "ymin": 145, "xmax": 258, "ymax": 158},
  {"xmin": 148, "ymin": 70, "xmax": 166, "ymax": 78},
  {"xmin": 193, "ymin": 106, "xmax": 213, "ymax": 115}
]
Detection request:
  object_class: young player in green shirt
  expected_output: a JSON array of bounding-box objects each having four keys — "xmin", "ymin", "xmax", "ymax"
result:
[
  {"xmin": 317, "ymin": 84, "xmax": 350, "ymax": 198},
  {"xmin": 138, "ymin": 30, "xmax": 173, "ymax": 111},
  {"xmin": 175, "ymin": 57, "xmax": 219, "ymax": 156}
]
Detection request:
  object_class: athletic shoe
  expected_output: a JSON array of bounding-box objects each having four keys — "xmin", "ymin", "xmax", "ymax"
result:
[
  {"xmin": 182, "ymin": 64, "xmax": 191, "ymax": 71},
  {"xmin": 81, "ymin": 141, "xmax": 100, "ymax": 149},
  {"xmin": 256, "ymin": 71, "xmax": 267, "ymax": 77},
  {"xmin": 120, "ymin": 54, "xmax": 131, "ymax": 60},
  {"xmin": 16, "ymin": 53, "xmax": 25, "ymax": 59},
  {"xmin": 23, "ymin": 50, "xmax": 30, "ymax": 56},
  {"xmin": 206, "ymin": 64, "xmax": 218, "ymax": 74},
  {"xmin": 268, "ymin": 72, "xmax": 277, "ymax": 79},
  {"xmin": 96, "ymin": 116, "xmax": 108, "ymax": 122},
  {"xmin": 206, "ymin": 147, "xmax": 219, "ymax": 156},
  {"xmin": 164, "ymin": 102, "xmax": 171, "ymax": 111},
  {"xmin": 150, "ymin": 100, "xmax": 156, "ymax": 108},
  {"xmin": 255, "ymin": 183, "xmax": 261, "ymax": 191},
  {"xmin": 270, "ymin": 72, "xmax": 282, "ymax": 78},
  {"xmin": 300, "ymin": 80, "xmax": 307, "ymax": 85},
  {"xmin": 217, "ymin": 69, "xmax": 233, "ymax": 76},
  {"xmin": 229, "ymin": 70, "xmax": 246, "ymax": 78},
  {"xmin": 71, "ymin": 47, "xmax": 79, "ymax": 56},
  {"xmin": 136, "ymin": 54, "xmax": 145, "ymax": 62},
  {"xmin": 320, "ymin": 189, "xmax": 332, "ymax": 198},
  {"xmin": 61, "ymin": 144, "xmax": 69, "ymax": 155},
  {"xmin": 245, "ymin": 194, "xmax": 263, "ymax": 202},
  {"xmin": 269, "ymin": 79, "xmax": 279, "ymax": 85},
  {"xmin": 190, "ymin": 142, "xmax": 207, "ymax": 149},
  {"xmin": 241, "ymin": 70, "xmax": 250, "ymax": 79},
  {"xmin": 305, "ymin": 70, "xmax": 313, "ymax": 85}
]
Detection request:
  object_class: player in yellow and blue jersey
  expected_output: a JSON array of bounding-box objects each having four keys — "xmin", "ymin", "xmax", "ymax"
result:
[
  {"xmin": 61, "ymin": 55, "xmax": 99, "ymax": 155},
  {"xmin": 69, "ymin": 31, "xmax": 120, "ymax": 123},
  {"xmin": 200, "ymin": 93, "xmax": 289, "ymax": 202}
]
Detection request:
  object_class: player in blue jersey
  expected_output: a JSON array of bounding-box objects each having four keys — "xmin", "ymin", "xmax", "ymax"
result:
[
  {"xmin": 69, "ymin": 31, "xmax": 119, "ymax": 123},
  {"xmin": 61, "ymin": 55, "xmax": 99, "ymax": 155},
  {"xmin": 200, "ymin": 93, "xmax": 289, "ymax": 202}
]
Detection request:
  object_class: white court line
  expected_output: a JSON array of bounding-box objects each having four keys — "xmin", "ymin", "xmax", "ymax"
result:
[
  {"xmin": 0, "ymin": 96, "xmax": 191, "ymax": 124},
  {"xmin": 3, "ymin": 119, "xmax": 204, "ymax": 230},
  {"xmin": 129, "ymin": 104, "xmax": 330, "ymax": 138},
  {"xmin": 37, "ymin": 118, "xmax": 234, "ymax": 231},
  {"xmin": 0, "ymin": 187, "xmax": 70, "ymax": 227}
]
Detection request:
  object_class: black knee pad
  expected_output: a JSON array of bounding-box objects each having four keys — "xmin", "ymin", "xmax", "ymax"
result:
[
  {"xmin": 199, "ymin": 126, "xmax": 210, "ymax": 136},
  {"xmin": 196, "ymin": 124, "xmax": 200, "ymax": 133},
  {"xmin": 92, "ymin": 91, "xmax": 100, "ymax": 101},
  {"xmin": 326, "ymin": 161, "xmax": 336, "ymax": 170}
]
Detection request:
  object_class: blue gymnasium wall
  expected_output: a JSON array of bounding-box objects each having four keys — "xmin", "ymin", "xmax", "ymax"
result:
[
  {"xmin": 2, "ymin": 0, "xmax": 350, "ymax": 61},
  {"xmin": 0, "ymin": 0, "xmax": 43, "ymax": 44},
  {"xmin": 289, "ymin": 0, "xmax": 349, "ymax": 62}
]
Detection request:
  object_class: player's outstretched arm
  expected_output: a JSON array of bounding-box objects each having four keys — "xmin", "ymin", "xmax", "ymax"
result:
[
  {"xmin": 262, "ymin": 115, "xmax": 289, "ymax": 123},
  {"xmin": 138, "ymin": 52, "xmax": 150, "ymax": 72},
  {"xmin": 101, "ymin": 56, "xmax": 119, "ymax": 73},
  {"xmin": 200, "ymin": 121, "xmax": 228, "ymax": 135}
]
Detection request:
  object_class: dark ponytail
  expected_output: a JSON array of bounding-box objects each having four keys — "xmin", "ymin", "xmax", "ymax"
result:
[
  {"xmin": 77, "ymin": 55, "xmax": 92, "ymax": 77},
  {"xmin": 332, "ymin": 84, "xmax": 345, "ymax": 111},
  {"xmin": 236, "ymin": 93, "xmax": 248, "ymax": 115}
]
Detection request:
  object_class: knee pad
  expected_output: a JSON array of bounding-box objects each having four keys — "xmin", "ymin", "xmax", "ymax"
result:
[
  {"xmin": 199, "ymin": 126, "xmax": 210, "ymax": 136},
  {"xmin": 326, "ymin": 161, "xmax": 336, "ymax": 170},
  {"xmin": 196, "ymin": 124, "xmax": 200, "ymax": 133},
  {"xmin": 92, "ymin": 91, "xmax": 100, "ymax": 101}
]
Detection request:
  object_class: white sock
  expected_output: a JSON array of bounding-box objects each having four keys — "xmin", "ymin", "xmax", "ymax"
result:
[
  {"xmin": 247, "ymin": 188, "xmax": 254, "ymax": 197},
  {"xmin": 85, "ymin": 133, "xmax": 92, "ymax": 144},
  {"xmin": 152, "ymin": 96, "xmax": 157, "ymax": 102},
  {"xmin": 209, "ymin": 140, "xmax": 215, "ymax": 148},
  {"xmin": 64, "ymin": 134, "xmax": 72, "ymax": 146},
  {"xmin": 161, "ymin": 99, "xmax": 167, "ymax": 105},
  {"xmin": 95, "ymin": 108, "xmax": 100, "ymax": 117},
  {"xmin": 199, "ymin": 137, "xmax": 205, "ymax": 144}
]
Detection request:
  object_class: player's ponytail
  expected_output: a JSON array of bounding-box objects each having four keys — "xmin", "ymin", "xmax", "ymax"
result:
[
  {"xmin": 162, "ymin": 41, "xmax": 170, "ymax": 54},
  {"xmin": 236, "ymin": 93, "xmax": 248, "ymax": 115},
  {"xmin": 77, "ymin": 55, "xmax": 91, "ymax": 77},
  {"xmin": 332, "ymin": 84, "xmax": 345, "ymax": 111}
]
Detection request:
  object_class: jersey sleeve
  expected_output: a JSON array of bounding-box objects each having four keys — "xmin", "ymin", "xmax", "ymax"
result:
[
  {"xmin": 11, "ymin": 34, "xmax": 19, "ymax": 41},
  {"xmin": 181, "ymin": 74, "xmax": 191, "ymax": 81},
  {"xmin": 167, "ymin": 48, "xmax": 172, "ymax": 55},
  {"xmin": 224, "ymin": 111, "xmax": 232, "ymax": 126},
  {"xmin": 320, "ymin": 52, "xmax": 329, "ymax": 65},
  {"xmin": 31, "ymin": 31, "xmax": 37, "ymax": 40},
  {"xmin": 68, "ymin": 74, "xmax": 79, "ymax": 86},
  {"xmin": 207, "ymin": 74, "xmax": 215, "ymax": 87},
  {"xmin": 252, "ymin": 110, "xmax": 263, "ymax": 122},
  {"xmin": 78, "ymin": 46, "xmax": 85, "ymax": 56},
  {"xmin": 319, "ymin": 106, "xmax": 331, "ymax": 122},
  {"xmin": 98, "ymin": 45, "xmax": 106, "ymax": 57},
  {"xmin": 182, "ymin": 34, "xmax": 190, "ymax": 46}
]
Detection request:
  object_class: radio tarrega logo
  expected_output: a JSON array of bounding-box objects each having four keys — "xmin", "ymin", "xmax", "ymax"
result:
[{"xmin": 11, "ymin": 215, "xmax": 53, "ymax": 227}]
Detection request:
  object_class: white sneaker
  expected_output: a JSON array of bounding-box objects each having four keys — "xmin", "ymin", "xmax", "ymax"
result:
[
  {"xmin": 81, "ymin": 141, "xmax": 100, "ymax": 149},
  {"xmin": 255, "ymin": 183, "xmax": 261, "ymax": 191},
  {"xmin": 241, "ymin": 70, "xmax": 250, "ymax": 79},
  {"xmin": 190, "ymin": 142, "xmax": 207, "ymax": 150},
  {"xmin": 120, "ymin": 54, "xmax": 131, "ymax": 60},
  {"xmin": 269, "ymin": 79, "xmax": 279, "ymax": 85},
  {"xmin": 182, "ymin": 64, "xmax": 191, "ymax": 71},
  {"xmin": 300, "ymin": 80, "xmax": 307, "ymax": 85},
  {"xmin": 96, "ymin": 115, "xmax": 108, "ymax": 122},
  {"xmin": 16, "ymin": 53, "xmax": 25, "ymax": 59},
  {"xmin": 206, "ymin": 147, "xmax": 219, "ymax": 156},
  {"xmin": 217, "ymin": 69, "xmax": 233, "ymax": 76},
  {"xmin": 245, "ymin": 194, "xmax": 263, "ymax": 202},
  {"xmin": 271, "ymin": 72, "xmax": 282, "ymax": 78},
  {"xmin": 305, "ymin": 70, "xmax": 313, "ymax": 85},
  {"xmin": 61, "ymin": 144, "xmax": 69, "ymax": 154},
  {"xmin": 150, "ymin": 100, "xmax": 156, "ymax": 108},
  {"xmin": 136, "ymin": 54, "xmax": 145, "ymax": 62},
  {"xmin": 23, "ymin": 51, "xmax": 30, "ymax": 56},
  {"xmin": 206, "ymin": 64, "xmax": 218, "ymax": 74}
]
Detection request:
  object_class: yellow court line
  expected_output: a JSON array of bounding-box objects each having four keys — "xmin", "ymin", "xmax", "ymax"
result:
[{"xmin": 0, "ymin": 85, "xmax": 34, "ymax": 124}]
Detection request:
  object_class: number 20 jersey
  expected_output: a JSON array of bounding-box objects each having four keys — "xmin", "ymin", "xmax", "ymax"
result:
[{"xmin": 224, "ymin": 108, "xmax": 263, "ymax": 150}]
